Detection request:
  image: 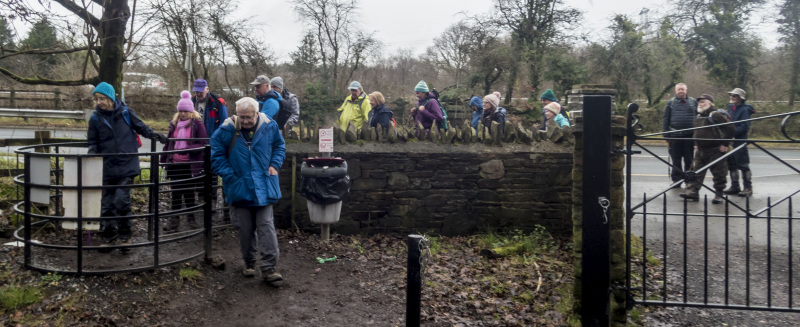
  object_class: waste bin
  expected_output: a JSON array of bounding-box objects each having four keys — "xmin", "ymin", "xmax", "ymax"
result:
[{"xmin": 300, "ymin": 158, "xmax": 349, "ymax": 226}]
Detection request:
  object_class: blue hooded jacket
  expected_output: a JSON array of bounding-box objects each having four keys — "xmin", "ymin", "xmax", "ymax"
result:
[
  {"xmin": 192, "ymin": 93, "xmax": 228, "ymax": 138},
  {"xmin": 210, "ymin": 112, "xmax": 286, "ymax": 206},
  {"xmin": 469, "ymin": 96, "xmax": 483, "ymax": 129},
  {"xmin": 727, "ymin": 102, "xmax": 755, "ymax": 139},
  {"xmin": 257, "ymin": 90, "xmax": 282, "ymax": 119},
  {"xmin": 87, "ymin": 99, "xmax": 157, "ymax": 180}
]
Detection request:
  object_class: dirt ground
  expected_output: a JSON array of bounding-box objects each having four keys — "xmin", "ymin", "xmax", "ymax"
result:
[{"xmin": 0, "ymin": 225, "xmax": 577, "ymax": 327}]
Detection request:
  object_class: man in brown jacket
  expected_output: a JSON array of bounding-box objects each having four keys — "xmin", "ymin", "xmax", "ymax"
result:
[{"xmin": 680, "ymin": 94, "xmax": 735, "ymax": 204}]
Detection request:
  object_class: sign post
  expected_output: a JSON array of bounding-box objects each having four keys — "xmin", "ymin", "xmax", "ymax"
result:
[{"xmin": 319, "ymin": 128, "xmax": 333, "ymax": 157}]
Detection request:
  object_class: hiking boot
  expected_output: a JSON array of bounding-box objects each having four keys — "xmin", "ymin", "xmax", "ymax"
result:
[
  {"xmin": 712, "ymin": 194, "xmax": 724, "ymax": 204},
  {"xmin": 119, "ymin": 237, "xmax": 132, "ymax": 255},
  {"xmin": 98, "ymin": 240, "xmax": 114, "ymax": 253},
  {"xmin": 262, "ymin": 268, "xmax": 283, "ymax": 283},
  {"xmin": 679, "ymin": 190, "xmax": 699, "ymax": 201},
  {"xmin": 242, "ymin": 266, "xmax": 256, "ymax": 278},
  {"xmin": 738, "ymin": 187, "xmax": 753, "ymax": 197},
  {"xmin": 723, "ymin": 184, "xmax": 741, "ymax": 195}
]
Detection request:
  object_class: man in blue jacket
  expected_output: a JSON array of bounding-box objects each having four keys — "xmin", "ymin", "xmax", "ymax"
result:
[
  {"xmin": 723, "ymin": 88, "xmax": 756, "ymax": 197},
  {"xmin": 210, "ymin": 97, "xmax": 286, "ymax": 283},
  {"xmin": 250, "ymin": 75, "xmax": 281, "ymax": 119},
  {"xmin": 191, "ymin": 79, "xmax": 228, "ymax": 137},
  {"xmin": 87, "ymin": 82, "xmax": 167, "ymax": 252}
]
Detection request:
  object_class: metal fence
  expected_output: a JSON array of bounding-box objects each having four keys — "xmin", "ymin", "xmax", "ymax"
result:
[
  {"xmin": 11, "ymin": 140, "xmax": 229, "ymax": 275},
  {"xmin": 624, "ymin": 104, "xmax": 800, "ymax": 312}
]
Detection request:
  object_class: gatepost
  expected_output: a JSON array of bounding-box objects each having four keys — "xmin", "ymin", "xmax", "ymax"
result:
[{"xmin": 569, "ymin": 85, "xmax": 627, "ymax": 325}]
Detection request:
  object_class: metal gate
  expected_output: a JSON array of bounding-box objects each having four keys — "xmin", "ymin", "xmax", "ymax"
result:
[{"xmin": 624, "ymin": 104, "xmax": 800, "ymax": 312}]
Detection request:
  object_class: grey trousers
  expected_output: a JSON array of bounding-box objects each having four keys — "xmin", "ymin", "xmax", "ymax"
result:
[{"xmin": 232, "ymin": 205, "xmax": 279, "ymax": 271}]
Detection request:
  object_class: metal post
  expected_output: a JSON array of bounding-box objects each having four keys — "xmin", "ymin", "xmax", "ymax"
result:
[
  {"xmin": 76, "ymin": 156, "xmax": 83, "ymax": 275},
  {"xmin": 321, "ymin": 224, "xmax": 330, "ymax": 241},
  {"xmin": 406, "ymin": 234, "xmax": 423, "ymax": 327},
  {"xmin": 23, "ymin": 153, "xmax": 31, "ymax": 269},
  {"xmin": 581, "ymin": 95, "xmax": 612, "ymax": 326},
  {"xmin": 151, "ymin": 150, "xmax": 160, "ymax": 268},
  {"xmin": 291, "ymin": 155, "xmax": 296, "ymax": 228},
  {"xmin": 54, "ymin": 88, "xmax": 61, "ymax": 109},
  {"xmin": 203, "ymin": 145, "xmax": 213, "ymax": 259},
  {"xmin": 9, "ymin": 88, "xmax": 15, "ymax": 108},
  {"xmin": 148, "ymin": 140, "xmax": 157, "ymax": 241}
]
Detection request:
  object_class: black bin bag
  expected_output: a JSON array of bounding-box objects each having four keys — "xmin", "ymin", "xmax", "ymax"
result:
[{"xmin": 300, "ymin": 158, "xmax": 350, "ymax": 205}]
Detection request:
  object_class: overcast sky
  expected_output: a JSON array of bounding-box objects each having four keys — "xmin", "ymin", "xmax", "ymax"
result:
[
  {"xmin": 8, "ymin": 0, "xmax": 780, "ymax": 62},
  {"xmin": 242, "ymin": 0, "xmax": 779, "ymax": 62},
  {"xmin": 243, "ymin": 0, "xmax": 670, "ymax": 62}
]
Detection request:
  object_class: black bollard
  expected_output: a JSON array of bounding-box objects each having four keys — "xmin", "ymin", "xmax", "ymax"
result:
[{"xmin": 406, "ymin": 234, "xmax": 423, "ymax": 327}]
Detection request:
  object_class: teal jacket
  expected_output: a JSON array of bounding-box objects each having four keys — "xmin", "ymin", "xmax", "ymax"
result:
[
  {"xmin": 210, "ymin": 112, "xmax": 286, "ymax": 206},
  {"xmin": 553, "ymin": 113, "xmax": 570, "ymax": 128}
]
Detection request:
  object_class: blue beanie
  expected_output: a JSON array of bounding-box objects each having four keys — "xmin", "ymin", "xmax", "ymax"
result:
[
  {"xmin": 469, "ymin": 96, "xmax": 482, "ymax": 108},
  {"xmin": 93, "ymin": 82, "xmax": 116, "ymax": 101}
]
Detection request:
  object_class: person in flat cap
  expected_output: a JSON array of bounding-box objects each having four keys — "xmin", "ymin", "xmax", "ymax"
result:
[
  {"xmin": 251, "ymin": 75, "xmax": 282, "ymax": 120},
  {"xmin": 680, "ymin": 93, "xmax": 734, "ymax": 204},
  {"xmin": 336, "ymin": 81, "xmax": 371, "ymax": 131},
  {"xmin": 722, "ymin": 87, "xmax": 756, "ymax": 197},
  {"xmin": 269, "ymin": 76, "xmax": 300, "ymax": 131},
  {"xmin": 191, "ymin": 78, "xmax": 228, "ymax": 137}
]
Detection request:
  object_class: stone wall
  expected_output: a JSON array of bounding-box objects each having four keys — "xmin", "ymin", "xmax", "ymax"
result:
[{"xmin": 273, "ymin": 142, "xmax": 574, "ymax": 236}]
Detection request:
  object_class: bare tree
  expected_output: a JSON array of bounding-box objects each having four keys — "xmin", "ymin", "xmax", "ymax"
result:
[
  {"xmin": 148, "ymin": 0, "xmax": 274, "ymax": 92},
  {"xmin": 294, "ymin": 0, "xmax": 374, "ymax": 93},
  {"xmin": 0, "ymin": 1, "xmax": 140, "ymax": 90},
  {"xmin": 426, "ymin": 20, "xmax": 475, "ymax": 87},
  {"xmin": 778, "ymin": 0, "xmax": 800, "ymax": 106},
  {"xmin": 494, "ymin": 0, "xmax": 582, "ymax": 100}
]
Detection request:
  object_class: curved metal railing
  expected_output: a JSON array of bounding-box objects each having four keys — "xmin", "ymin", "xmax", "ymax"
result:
[{"xmin": 12, "ymin": 140, "xmax": 223, "ymax": 275}]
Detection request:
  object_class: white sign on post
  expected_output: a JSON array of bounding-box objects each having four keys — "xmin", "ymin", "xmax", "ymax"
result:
[{"xmin": 319, "ymin": 128, "xmax": 334, "ymax": 153}]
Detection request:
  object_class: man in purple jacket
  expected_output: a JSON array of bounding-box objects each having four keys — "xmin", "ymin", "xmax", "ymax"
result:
[{"xmin": 410, "ymin": 80, "xmax": 443, "ymax": 139}]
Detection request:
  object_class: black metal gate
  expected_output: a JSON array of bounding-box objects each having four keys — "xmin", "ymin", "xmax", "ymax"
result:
[{"xmin": 624, "ymin": 104, "xmax": 800, "ymax": 312}]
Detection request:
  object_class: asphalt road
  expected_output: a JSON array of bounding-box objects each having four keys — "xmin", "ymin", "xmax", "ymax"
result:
[{"xmin": 628, "ymin": 144, "xmax": 800, "ymax": 314}]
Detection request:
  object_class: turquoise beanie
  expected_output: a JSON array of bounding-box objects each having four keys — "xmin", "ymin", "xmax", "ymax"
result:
[
  {"xmin": 540, "ymin": 89, "xmax": 557, "ymax": 102},
  {"xmin": 414, "ymin": 80, "xmax": 429, "ymax": 93},
  {"xmin": 93, "ymin": 82, "xmax": 116, "ymax": 101}
]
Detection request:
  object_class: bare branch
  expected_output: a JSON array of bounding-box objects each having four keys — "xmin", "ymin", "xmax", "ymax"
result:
[
  {"xmin": 51, "ymin": 0, "xmax": 101, "ymax": 29},
  {"xmin": 0, "ymin": 66, "xmax": 98, "ymax": 86},
  {"xmin": 0, "ymin": 46, "xmax": 100, "ymax": 61}
]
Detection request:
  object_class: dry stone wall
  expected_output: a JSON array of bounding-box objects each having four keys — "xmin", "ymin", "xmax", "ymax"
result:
[{"xmin": 274, "ymin": 142, "xmax": 574, "ymax": 236}]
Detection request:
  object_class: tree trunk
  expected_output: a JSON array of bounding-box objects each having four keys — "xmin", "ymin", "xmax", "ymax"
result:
[
  {"xmin": 97, "ymin": 2, "xmax": 131, "ymax": 91},
  {"xmin": 790, "ymin": 45, "xmax": 800, "ymax": 107},
  {"xmin": 506, "ymin": 65, "xmax": 518, "ymax": 105}
]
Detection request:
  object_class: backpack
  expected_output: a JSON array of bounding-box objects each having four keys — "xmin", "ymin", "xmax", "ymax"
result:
[
  {"xmin": 274, "ymin": 91, "xmax": 293, "ymax": 129},
  {"xmin": 429, "ymin": 89, "xmax": 449, "ymax": 130},
  {"xmin": 91, "ymin": 106, "xmax": 142, "ymax": 148}
]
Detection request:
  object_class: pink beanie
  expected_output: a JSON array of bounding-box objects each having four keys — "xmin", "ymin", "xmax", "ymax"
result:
[{"xmin": 176, "ymin": 90, "xmax": 194, "ymax": 112}]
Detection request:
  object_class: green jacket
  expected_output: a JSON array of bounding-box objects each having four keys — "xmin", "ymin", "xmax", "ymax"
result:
[{"xmin": 336, "ymin": 92, "xmax": 371, "ymax": 130}]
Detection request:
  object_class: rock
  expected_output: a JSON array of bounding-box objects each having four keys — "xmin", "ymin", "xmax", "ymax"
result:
[
  {"xmin": 205, "ymin": 255, "xmax": 226, "ymax": 270},
  {"xmin": 346, "ymin": 122, "xmax": 358, "ymax": 142},
  {"xmin": 479, "ymin": 159, "xmax": 505, "ymax": 179},
  {"xmin": 516, "ymin": 123, "xmax": 531, "ymax": 145}
]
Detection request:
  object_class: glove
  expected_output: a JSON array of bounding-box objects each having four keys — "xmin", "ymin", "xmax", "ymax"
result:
[
  {"xmin": 87, "ymin": 149, "xmax": 97, "ymax": 154},
  {"xmin": 154, "ymin": 133, "xmax": 168, "ymax": 144}
]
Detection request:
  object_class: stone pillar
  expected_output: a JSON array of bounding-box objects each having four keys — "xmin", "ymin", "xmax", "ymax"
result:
[{"xmin": 570, "ymin": 85, "xmax": 628, "ymax": 325}]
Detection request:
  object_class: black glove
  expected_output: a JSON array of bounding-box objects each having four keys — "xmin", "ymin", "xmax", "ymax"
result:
[
  {"xmin": 154, "ymin": 133, "xmax": 169, "ymax": 144},
  {"xmin": 87, "ymin": 149, "xmax": 97, "ymax": 154}
]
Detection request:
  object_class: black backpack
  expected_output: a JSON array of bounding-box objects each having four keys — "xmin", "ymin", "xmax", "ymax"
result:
[{"xmin": 274, "ymin": 90, "xmax": 294, "ymax": 129}]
